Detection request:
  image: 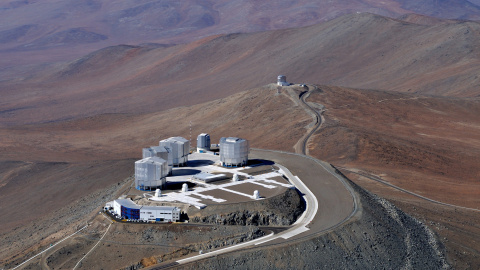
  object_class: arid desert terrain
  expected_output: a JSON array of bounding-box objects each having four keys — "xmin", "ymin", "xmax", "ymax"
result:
[{"xmin": 1, "ymin": 2, "xmax": 480, "ymax": 269}]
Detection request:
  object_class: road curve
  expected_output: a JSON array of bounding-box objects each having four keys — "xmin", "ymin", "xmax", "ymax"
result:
[
  {"xmin": 149, "ymin": 85, "xmax": 357, "ymax": 269},
  {"xmin": 149, "ymin": 149, "xmax": 357, "ymax": 269},
  {"xmin": 251, "ymin": 149, "xmax": 357, "ymax": 242},
  {"xmin": 297, "ymin": 85, "xmax": 324, "ymax": 156}
]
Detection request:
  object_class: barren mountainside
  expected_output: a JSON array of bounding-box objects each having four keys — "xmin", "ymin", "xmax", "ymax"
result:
[
  {"xmin": 1, "ymin": 13, "xmax": 480, "ymax": 127},
  {"xmin": 1, "ymin": 83, "xmax": 479, "ymax": 268},
  {"xmin": 1, "ymin": 3, "xmax": 480, "ymax": 269},
  {"xmin": 1, "ymin": 0, "xmax": 480, "ymax": 69}
]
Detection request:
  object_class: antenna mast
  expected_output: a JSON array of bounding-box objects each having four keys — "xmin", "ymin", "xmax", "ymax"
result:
[{"xmin": 189, "ymin": 121, "xmax": 192, "ymax": 143}]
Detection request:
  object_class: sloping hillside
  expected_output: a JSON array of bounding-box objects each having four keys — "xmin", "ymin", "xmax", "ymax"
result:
[
  {"xmin": 307, "ymin": 86, "xmax": 480, "ymax": 208},
  {"xmin": 1, "ymin": 13, "xmax": 480, "ymax": 127},
  {"xmin": 0, "ymin": 85, "xmax": 310, "ymax": 239},
  {"xmin": 305, "ymin": 85, "xmax": 480, "ymax": 268},
  {"xmin": 2, "ymin": 84, "xmax": 478, "ymax": 268},
  {"xmin": 1, "ymin": 0, "xmax": 480, "ymax": 69}
]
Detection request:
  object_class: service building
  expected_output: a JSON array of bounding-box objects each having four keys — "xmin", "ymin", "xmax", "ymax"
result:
[{"xmin": 111, "ymin": 199, "xmax": 180, "ymax": 222}]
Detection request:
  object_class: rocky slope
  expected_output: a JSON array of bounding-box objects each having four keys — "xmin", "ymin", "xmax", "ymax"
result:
[
  {"xmin": 173, "ymin": 178, "xmax": 449, "ymax": 269},
  {"xmin": 188, "ymin": 188, "xmax": 305, "ymax": 226},
  {"xmin": 3, "ymin": 13, "xmax": 480, "ymax": 127}
]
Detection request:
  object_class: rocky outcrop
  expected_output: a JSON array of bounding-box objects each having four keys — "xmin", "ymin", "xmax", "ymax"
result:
[
  {"xmin": 187, "ymin": 188, "xmax": 305, "ymax": 226},
  {"xmin": 175, "ymin": 179, "xmax": 450, "ymax": 269}
]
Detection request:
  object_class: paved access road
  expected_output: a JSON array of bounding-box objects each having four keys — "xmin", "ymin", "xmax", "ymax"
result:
[
  {"xmin": 250, "ymin": 149, "xmax": 357, "ymax": 243},
  {"xmin": 149, "ymin": 149, "xmax": 357, "ymax": 269},
  {"xmin": 149, "ymin": 84, "xmax": 357, "ymax": 269}
]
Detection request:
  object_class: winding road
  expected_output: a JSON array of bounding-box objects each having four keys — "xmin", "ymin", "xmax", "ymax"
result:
[
  {"xmin": 11, "ymin": 85, "xmax": 358, "ymax": 270},
  {"xmin": 296, "ymin": 86, "xmax": 324, "ymax": 155},
  {"xmin": 148, "ymin": 85, "xmax": 358, "ymax": 269}
]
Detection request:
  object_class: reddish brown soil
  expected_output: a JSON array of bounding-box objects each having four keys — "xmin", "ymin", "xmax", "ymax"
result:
[
  {"xmin": 0, "ymin": 159, "xmax": 134, "ymax": 236},
  {"xmin": 1, "ymin": 0, "xmax": 479, "ymax": 71},
  {"xmin": 306, "ymin": 85, "xmax": 480, "ymax": 268},
  {"xmin": 0, "ymin": 86, "xmax": 310, "ymax": 162},
  {"xmin": 3, "ymin": 13, "xmax": 480, "ymax": 127},
  {"xmin": 308, "ymin": 86, "xmax": 480, "ymax": 208},
  {"xmin": 0, "ymin": 85, "xmax": 310, "ymax": 264}
]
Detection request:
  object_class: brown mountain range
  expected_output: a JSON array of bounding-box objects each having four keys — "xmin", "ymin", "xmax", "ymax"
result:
[
  {"xmin": 1, "ymin": 83, "xmax": 479, "ymax": 268},
  {"xmin": 1, "ymin": 10, "xmax": 480, "ymax": 269},
  {"xmin": 1, "ymin": 0, "xmax": 480, "ymax": 71},
  {"xmin": 1, "ymin": 13, "xmax": 480, "ymax": 127}
]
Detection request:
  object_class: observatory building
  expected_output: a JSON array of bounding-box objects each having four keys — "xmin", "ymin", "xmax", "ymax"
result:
[
  {"xmin": 277, "ymin": 75, "xmax": 289, "ymax": 86},
  {"xmin": 197, "ymin": 133, "xmax": 211, "ymax": 153},
  {"xmin": 159, "ymin": 137, "xmax": 190, "ymax": 167},
  {"xmin": 142, "ymin": 146, "xmax": 173, "ymax": 175},
  {"xmin": 109, "ymin": 199, "xmax": 180, "ymax": 222},
  {"xmin": 135, "ymin": 157, "xmax": 168, "ymax": 190},
  {"xmin": 219, "ymin": 137, "xmax": 249, "ymax": 167}
]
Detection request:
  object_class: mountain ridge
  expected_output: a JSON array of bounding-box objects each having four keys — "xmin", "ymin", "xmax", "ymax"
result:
[
  {"xmin": 1, "ymin": 0, "xmax": 480, "ymax": 70},
  {"xmin": 1, "ymin": 13, "xmax": 479, "ymax": 126}
]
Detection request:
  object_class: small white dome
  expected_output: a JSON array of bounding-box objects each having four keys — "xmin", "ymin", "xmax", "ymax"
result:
[{"xmin": 252, "ymin": 190, "xmax": 260, "ymax": 199}]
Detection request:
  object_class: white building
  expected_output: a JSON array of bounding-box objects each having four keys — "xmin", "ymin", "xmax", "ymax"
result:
[
  {"xmin": 277, "ymin": 75, "xmax": 289, "ymax": 86},
  {"xmin": 140, "ymin": 206, "xmax": 180, "ymax": 222},
  {"xmin": 159, "ymin": 137, "xmax": 190, "ymax": 166},
  {"xmin": 197, "ymin": 133, "xmax": 211, "ymax": 153},
  {"xmin": 110, "ymin": 199, "xmax": 180, "ymax": 222},
  {"xmin": 135, "ymin": 157, "xmax": 168, "ymax": 190},
  {"xmin": 142, "ymin": 146, "xmax": 173, "ymax": 175},
  {"xmin": 219, "ymin": 137, "xmax": 249, "ymax": 167}
]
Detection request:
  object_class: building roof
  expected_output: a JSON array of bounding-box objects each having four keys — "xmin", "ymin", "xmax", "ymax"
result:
[
  {"xmin": 220, "ymin": 137, "xmax": 247, "ymax": 144},
  {"xmin": 135, "ymin": 156, "xmax": 167, "ymax": 165},
  {"xmin": 115, "ymin": 199, "xmax": 178, "ymax": 211},
  {"xmin": 193, "ymin": 172, "xmax": 227, "ymax": 181},
  {"xmin": 115, "ymin": 199, "xmax": 141, "ymax": 209},
  {"xmin": 141, "ymin": 205, "xmax": 179, "ymax": 211},
  {"xmin": 150, "ymin": 146, "xmax": 169, "ymax": 153},
  {"xmin": 162, "ymin": 137, "xmax": 189, "ymax": 144}
]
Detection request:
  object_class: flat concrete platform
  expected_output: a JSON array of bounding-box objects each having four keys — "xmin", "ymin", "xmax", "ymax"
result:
[
  {"xmin": 226, "ymin": 182, "xmax": 287, "ymax": 198},
  {"xmin": 141, "ymin": 152, "xmax": 294, "ymax": 208}
]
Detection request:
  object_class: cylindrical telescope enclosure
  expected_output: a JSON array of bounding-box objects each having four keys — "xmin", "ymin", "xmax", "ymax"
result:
[
  {"xmin": 159, "ymin": 137, "xmax": 190, "ymax": 166},
  {"xmin": 142, "ymin": 146, "xmax": 173, "ymax": 175},
  {"xmin": 135, "ymin": 157, "xmax": 168, "ymax": 190},
  {"xmin": 219, "ymin": 137, "xmax": 249, "ymax": 167},
  {"xmin": 197, "ymin": 133, "xmax": 211, "ymax": 152},
  {"xmin": 277, "ymin": 75, "xmax": 289, "ymax": 86}
]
